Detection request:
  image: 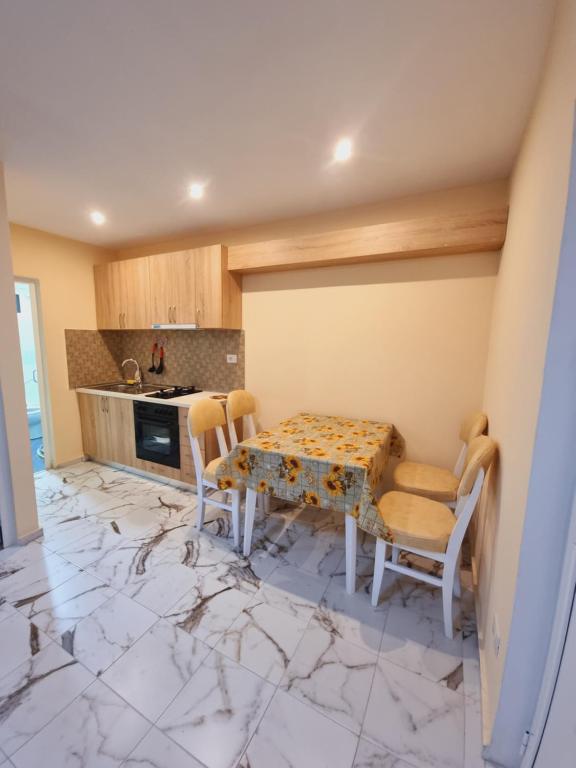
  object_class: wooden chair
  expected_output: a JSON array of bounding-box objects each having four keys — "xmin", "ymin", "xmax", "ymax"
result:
[
  {"xmin": 225, "ymin": 389, "xmax": 258, "ymax": 448},
  {"xmin": 393, "ymin": 412, "xmax": 488, "ymax": 507},
  {"xmin": 187, "ymin": 398, "xmax": 244, "ymax": 548},
  {"xmin": 371, "ymin": 435, "xmax": 496, "ymax": 638}
]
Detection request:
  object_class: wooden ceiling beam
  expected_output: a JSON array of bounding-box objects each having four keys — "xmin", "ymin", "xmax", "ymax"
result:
[{"xmin": 227, "ymin": 208, "xmax": 508, "ymax": 274}]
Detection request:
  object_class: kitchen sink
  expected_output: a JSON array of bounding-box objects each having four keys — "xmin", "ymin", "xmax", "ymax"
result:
[{"xmin": 92, "ymin": 383, "xmax": 166, "ymax": 394}]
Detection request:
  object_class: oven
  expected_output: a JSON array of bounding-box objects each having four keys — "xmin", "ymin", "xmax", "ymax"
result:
[{"xmin": 133, "ymin": 401, "xmax": 180, "ymax": 469}]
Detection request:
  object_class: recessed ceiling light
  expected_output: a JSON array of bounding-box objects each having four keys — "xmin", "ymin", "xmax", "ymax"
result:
[
  {"xmin": 188, "ymin": 182, "xmax": 205, "ymax": 200},
  {"xmin": 333, "ymin": 137, "xmax": 353, "ymax": 163},
  {"xmin": 89, "ymin": 210, "xmax": 106, "ymax": 225}
]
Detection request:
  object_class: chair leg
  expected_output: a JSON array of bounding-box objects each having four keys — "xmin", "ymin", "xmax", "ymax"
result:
[
  {"xmin": 345, "ymin": 514, "xmax": 357, "ymax": 594},
  {"xmin": 453, "ymin": 554, "xmax": 462, "ymax": 598},
  {"xmin": 391, "ymin": 546, "xmax": 400, "ymax": 565},
  {"xmin": 231, "ymin": 490, "xmax": 240, "ymax": 549},
  {"xmin": 371, "ymin": 538, "xmax": 387, "ymax": 607},
  {"xmin": 442, "ymin": 564, "xmax": 456, "ymax": 639},
  {"xmin": 243, "ymin": 487, "xmax": 257, "ymax": 557},
  {"xmin": 197, "ymin": 482, "xmax": 206, "ymax": 530}
]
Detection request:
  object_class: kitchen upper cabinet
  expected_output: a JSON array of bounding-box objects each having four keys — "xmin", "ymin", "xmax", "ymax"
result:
[
  {"xmin": 95, "ymin": 245, "xmax": 241, "ymax": 330},
  {"xmin": 149, "ymin": 250, "xmax": 196, "ymax": 325},
  {"xmin": 148, "ymin": 245, "xmax": 241, "ymax": 329},
  {"xmin": 94, "ymin": 257, "xmax": 151, "ymax": 329}
]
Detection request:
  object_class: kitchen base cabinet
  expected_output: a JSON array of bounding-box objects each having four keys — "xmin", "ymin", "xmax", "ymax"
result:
[
  {"xmin": 78, "ymin": 394, "xmax": 241, "ymax": 489},
  {"xmin": 78, "ymin": 394, "xmax": 136, "ymax": 465}
]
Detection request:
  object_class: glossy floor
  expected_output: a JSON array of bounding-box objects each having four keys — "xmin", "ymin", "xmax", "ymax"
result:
[{"xmin": 0, "ymin": 461, "xmax": 487, "ymax": 768}]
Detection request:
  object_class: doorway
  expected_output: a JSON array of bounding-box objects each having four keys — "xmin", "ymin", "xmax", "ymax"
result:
[{"xmin": 14, "ymin": 280, "xmax": 52, "ymax": 472}]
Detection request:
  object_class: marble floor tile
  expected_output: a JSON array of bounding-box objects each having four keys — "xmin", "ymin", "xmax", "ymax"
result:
[
  {"xmin": 379, "ymin": 572, "xmax": 468, "ymax": 632},
  {"xmin": 464, "ymin": 695, "xmax": 486, "ymax": 768},
  {"xmin": 141, "ymin": 488, "xmax": 198, "ymax": 524},
  {"xmin": 159, "ymin": 527, "xmax": 234, "ymax": 569},
  {"xmin": 53, "ymin": 526, "xmax": 127, "ymax": 569},
  {"xmin": 0, "ymin": 643, "xmax": 93, "ymax": 756},
  {"xmin": 123, "ymin": 727, "xmax": 205, "ymax": 768},
  {"xmin": 353, "ymin": 738, "xmax": 416, "ymax": 767},
  {"xmin": 281, "ymin": 624, "xmax": 378, "ymax": 734},
  {"xmin": 251, "ymin": 564, "xmax": 329, "ymax": 623},
  {"xmin": 312, "ymin": 580, "xmax": 388, "ymax": 655},
  {"xmin": 10, "ymin": 679, "xmax": 150, "ymax": 768},
  {"xmin": 362, "ymin": 658, "xmax": 464, "ymax": 768},
  {"xmin": 122, "ymin": 559, "xmax": 198, "ymax": 615},
  {"xmin": 283, "ymin": 533, "xmax": 345, "ymax": 577},
  {"xmin": 66, "ymin": 592, "xmax": 157, "ymax": 676},
  {"xmin": 0, "ymin": 553, "xmax": 80, "ymax": 608},
  {"xmin": 0, "ymin": 613, "xmax": 51, "ymax": 679},
  {"xmin": 101, "ymin": 619, "xmax": 210, "ymax": 721},
  {"xmin": 12, "ymin": 463, "xmax": 481, "ymax": 768},
  {"xmin": 40, "ymin": 517, "xmax": 103, "ymax": 551},
  {"xmin": 0, "ymin": 600, "xmax": 16, "ymax": 623},
  {"xmin": 216, "ymin": 601, "xmax": 307, "ymax": 684},
  {"xmin": 216, "ymin": 550, "xmax": 278, "ymax": 595},
  {"xmin": 462, "ymin": 634, "xmax": 482, "ymax": 706},
  {"xmin": 0, "ymin": 543, "xmax": 47, "ymax": 577},
  {"xmin": 379, "ymin": 605, "xmax": 463, "ymax": 690},
  {"xmin": 163, "ymin": 573, "xmax": 252, "ymax": 647},
  {"xmin": 85, "ymin": 524, "xmax": 186, "ymax": 589},
  {"xmin": 12, "ymin": 570, "xmax": 115, "ymax": 639},
  {"xmin": 157, "ymin": 650, "xmax": 275, "ymax": 768},
  {"xmin": 239, "ymin": 689, "xmax": 358, "ymax": 768}
]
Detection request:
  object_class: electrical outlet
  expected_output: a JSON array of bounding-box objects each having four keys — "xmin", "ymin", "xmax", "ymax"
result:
[
  {"xmin": 492, "ymin": 614, "xmax": 501, "ymax": 657},
  {"xmin": 226, "ymin": 353, "xmax": 238, "ymax": 364}
]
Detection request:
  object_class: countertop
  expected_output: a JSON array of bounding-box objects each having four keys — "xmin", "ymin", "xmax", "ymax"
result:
[{"xmin": 76, "ymin": 386, "xmax": 225, "ymax": 408}]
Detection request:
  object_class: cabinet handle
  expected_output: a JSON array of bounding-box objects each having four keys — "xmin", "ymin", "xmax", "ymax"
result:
[
  {"xmin": 170, "ymin": 306, "xmax": 174, "ymax": 323},
  {"xmin": 118, "ymin": 312, "xmax": 122, "ymax": 328},
  {"xmin": 173, "ymin": 305, "xmax": 176, "ymax": 323},
  {"xmin": 123, "ymin": 312, "xmax": 127, "ymax": 328},
  {"xmin": 196, "ymin": 306, "xmax": 201, "ymax": 327}
]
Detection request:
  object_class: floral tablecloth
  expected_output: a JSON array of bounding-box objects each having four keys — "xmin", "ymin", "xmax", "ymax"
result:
[{"xmin": 215, "ymin": 412, "xmax": 405, "ymax": 540}]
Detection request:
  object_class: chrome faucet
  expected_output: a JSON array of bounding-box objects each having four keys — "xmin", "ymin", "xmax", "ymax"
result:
[{"xmin": 121, "ymin": 358, "xmax": 141, "ymax": 385}]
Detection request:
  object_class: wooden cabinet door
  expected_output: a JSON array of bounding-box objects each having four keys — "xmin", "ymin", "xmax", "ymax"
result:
[
  {"xmin": 172, "ymin": 250, "xmax": 197, "ymax": 324},
  {"xmin": 117, "ymin": 257, "xmax": 151, "ymax": 329},
  {"xmin": 149, "ymin": 252, "xmax": 175, "ymax": 324},
  {"xmin": 194, "ymin": 245, "xmax": 223, "ymax": 328},
  {"xmin": 78, "ymin": 394, "xmax": 111, "ymax": 460},
  {"xmin": 94, "ymin": 263, "xmax": 122, "ymax": 329},
  {"xmin": 78, "ymin": 393, "xmax": 100, "ymax": 457},
  {"xmin": 107, "ymin": 397, "xmax": 136, "ymax": 465}
]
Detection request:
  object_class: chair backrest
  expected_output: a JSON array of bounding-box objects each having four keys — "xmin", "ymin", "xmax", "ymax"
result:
[
  {"xmin": 453, "ymin": 412, "xmax": 489, "ymax": 476},
  {"xmin": 226, "ymin": 389, "xmax": 257, "ymax": 448},
  {"xmin": 447, "ymin": 435, "xmax": 497, "ymax": 560},
  {"xmin": 187, "ymin": 398, "xmax": 228, "ymax": 480}
]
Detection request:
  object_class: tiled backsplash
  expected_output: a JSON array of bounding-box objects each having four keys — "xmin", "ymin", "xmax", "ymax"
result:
[{"xmin": 65, "ymin": 329, "xmax": 245, "ymax": 392}]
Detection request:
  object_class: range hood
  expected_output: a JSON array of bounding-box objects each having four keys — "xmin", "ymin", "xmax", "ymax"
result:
[{"xmin": 150, "ymin": 323, "xmax": 200, "ymax": 330}]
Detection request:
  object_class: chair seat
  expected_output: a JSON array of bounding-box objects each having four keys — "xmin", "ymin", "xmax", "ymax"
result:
[
  {"xmin": 393, "ymin": 461, "xmax": 458, "ymax": 502},
  {"xmin": 377, "ymin": 491, "xmax": 456, "ymax": 553},
  {"xmin": 203, "ymin": 456, "xmax": 244, "ymax": 490}
]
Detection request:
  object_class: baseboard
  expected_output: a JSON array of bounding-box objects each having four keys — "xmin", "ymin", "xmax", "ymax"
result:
[
  {"xmin": 52, "ymin": 456, "xmax": 87, "ymax": 469},
  {"xmin": 474, "ymin": 579, "xmax": 495, "ymax": 752},
  {"xmin": 18, "ymin": 527, "xmax": 43, "ymax": 545}
]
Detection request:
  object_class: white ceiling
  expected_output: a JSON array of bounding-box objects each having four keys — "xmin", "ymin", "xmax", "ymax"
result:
[{"xmin": 0, "ymin": 0, "xmax": 555, "ymax": 248}]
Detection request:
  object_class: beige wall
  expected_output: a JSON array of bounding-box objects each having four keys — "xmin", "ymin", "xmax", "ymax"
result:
[
  {"xmin": 0, "ymin": 166, "xmax": 39, "ymax": 542},
  {"xmin": 10, "ymin": 224, "xmax": 113, "ymax": 465},
  {"xmin": 118, "ymin": 181, "xmax": 505, "ymax": 469},
  {"xmin": 477, "ymin": 0, "xmax": 576, "ymax": 738},
  {"xmin": 243, "ymin": 254, "xmax": 498, "ymax": 468}
]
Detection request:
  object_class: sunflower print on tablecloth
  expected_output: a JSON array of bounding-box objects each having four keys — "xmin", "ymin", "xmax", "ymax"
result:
[{"xmin": 215, "ymin": 412, "xmax": 405, "ymax": 540}]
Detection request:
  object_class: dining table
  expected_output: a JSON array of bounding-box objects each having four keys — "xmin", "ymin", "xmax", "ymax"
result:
[{"xmin": 215, "ymin": 411, "xmax": 405, "ymax": 593}]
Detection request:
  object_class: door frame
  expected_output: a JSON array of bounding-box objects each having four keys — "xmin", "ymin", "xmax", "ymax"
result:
[
  {"xmin": 522, "ymin": 496, "xmax": 576, "ymax": 765},
  {"xmin": 14, "ymin": 277, "xmax": 54, "ymax": 470}
]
